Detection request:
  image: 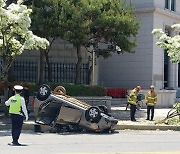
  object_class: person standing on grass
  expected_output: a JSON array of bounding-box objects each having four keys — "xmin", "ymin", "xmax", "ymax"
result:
[
  {"xmin": 5, "ymin": 85, "xmax": 28, "ymax": 146},
  {"xmin": 146, "ymin": 85, "xmax": 157, "ymax": 121}
]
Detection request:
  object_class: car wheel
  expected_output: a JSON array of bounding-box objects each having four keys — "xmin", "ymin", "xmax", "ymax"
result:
[
  {"xmin": 36, "ymin": 84, "xmax": 51, "ymax": 101},
  {"xmin": 54, "ymin": 86, "xmax": 66, "ymax": 95},
  {"xmin": 85, "ymin": 106, "xmax": 101, "ymax": 123}
]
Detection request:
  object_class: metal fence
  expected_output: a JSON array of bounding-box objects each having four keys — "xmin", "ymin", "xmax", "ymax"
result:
[
  {"xmin": 44, "ymin": 62, "xmax": 89, "ymax": 84},
  {"xmin": 13, "ymin": 61, "xmax": 38, "ymax": 82},
  {"xmin": 0, "ymin": 60, "xmax": 90, "ymax": 84}
]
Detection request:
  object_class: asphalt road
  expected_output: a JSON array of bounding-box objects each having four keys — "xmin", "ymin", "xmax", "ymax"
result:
[{"xmin": 0, "ymin": 130, "xmax": 180, "ymax": 154}]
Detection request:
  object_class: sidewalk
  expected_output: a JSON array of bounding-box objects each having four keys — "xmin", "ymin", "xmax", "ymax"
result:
[
  {"xmin": 0, "ymin": 106, "xmax": 180, "ymax": 131},
  {"xmin": 111, "ymin": 106, "xmax": 180, "ymax": 131}
]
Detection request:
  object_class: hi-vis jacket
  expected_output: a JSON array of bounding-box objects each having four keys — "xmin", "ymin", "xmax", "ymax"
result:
[
  {"xmin": 146, "ymin": 91, "xmax": 157, "ymax": 106},
  {"xmin": 5, "ymin": 94, "xmax": 28, "ymax": 120},
  {"xmin": 128, "ymin": 89, "xmax": 138, "ymax": 105},
  {"xmin": 9, "ymin": 95, "xmax": 22, "ymax": 114}
]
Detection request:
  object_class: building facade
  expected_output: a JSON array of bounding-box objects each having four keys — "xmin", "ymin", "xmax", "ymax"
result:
[
  {"xmin": 15, "ymin": 0, "xmax": 180, "ymax": 90},
  {"xmin": 98, "ymin": 0, "xmax": 180, "ymax": 90}
]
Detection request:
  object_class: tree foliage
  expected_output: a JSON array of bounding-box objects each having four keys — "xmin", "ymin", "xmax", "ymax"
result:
[
  {"xmin": 30, "ymin": 0, "xmax": 62, "ymax": 83},
  {"xmin": 56, "ymin": 0, "xmax": 139, "ymax": 57},
  {"xmin": 0, "ymin": 0, "xmax": 49, "ymax": 93},
  {"xmin": 152, "ymin": 24, "xmax": 180, "ymax": 63},
  {"xmin": 53, "ymin": 0, "xmax": 140, "ymax": 83},
  {"xmin": 23, "ymin": 0, "xmax": 140, "ymax": 84},
  {"xmin": 31, "ymin": 0, "xmax": 60, "ymax": 38}
]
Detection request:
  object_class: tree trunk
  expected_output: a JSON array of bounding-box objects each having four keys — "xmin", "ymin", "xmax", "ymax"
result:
[
  {"xmin": 45, "ymin": 50, "xmax": 52, "ymax": 82},
  {"xmin": 75, "ymin": 45, "xmax": 82, "ymax": 84},
  {"xmin": 2, "ymin": 57, "xmax": 11, "ymax": 116},
  {"xmin": 3, "ymin": 73, "xmax": 9, "ymax": 116},
  {"xmin": 2, "ymin": 57, "xmax": 10, "ymax": 99},
  {"xmin": 8, "ymin": 64, "xmax": 15, "ymax": 82},
  {"xmin": 89, "ymin": 64, "xmax": 92, "ymax": 85},
  {"xmin": 38, "ymin": 49, "xmax": 45, "ymax": 85},
  {"xmin": 44, "ymin": 37, "xmax": 56, "ymax": 82}
]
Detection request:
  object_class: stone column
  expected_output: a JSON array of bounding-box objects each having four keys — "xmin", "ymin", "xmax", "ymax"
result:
[
  {"xmin": 168, "ymin": 60, "xmax": 178, "ymax": 88},
  {"xmin": 167, "ymin": 30, "xmax": 178, "ymax": 89}
]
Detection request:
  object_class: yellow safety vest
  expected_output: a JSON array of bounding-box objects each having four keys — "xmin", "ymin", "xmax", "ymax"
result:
[
  {"xmin": 128, "ymin": 89, "xmax": 137, "ymax": 105},
  {"xmin": 146, "ymin": 91, "xmax": 157, "ymax": 106},
  {"xmin": 9, "ymin": 94, "xmax": 22, "ymax": 114}
]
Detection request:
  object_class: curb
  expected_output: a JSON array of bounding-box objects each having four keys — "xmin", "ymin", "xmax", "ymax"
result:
[
  {"xmin": 1, "ymin": 121, "xmax": 180, "ymax": 132},
  {"xmin": 114, "ymin": 124, "xmax": 180, "ymax": 131}
]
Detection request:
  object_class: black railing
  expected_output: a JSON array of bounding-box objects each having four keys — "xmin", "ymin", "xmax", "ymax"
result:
[
  {"xmin": 44, "ymin": 62, "xmax": 89, "ymax": 84},
  {"xmin": 0, "ymin": 60, "xmax": 90, "ymax": 84},
  {"xmin": 13, "ymin": 61, "xmax": 38, "ymax": 82}
]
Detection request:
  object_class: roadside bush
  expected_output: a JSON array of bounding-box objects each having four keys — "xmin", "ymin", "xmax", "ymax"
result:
[
  {"xmin": 0, "ymin": 81, "xmax": 107, "ymax": 96},
  {"xmin": 47, "ymin": 83, "xmax": 107, "ymax": 96},
  {"xmin": 64, "ymin": 84, "xmax": 106, "ymax": 96},
  {"xmin": 155, "ymin": 102, "xmax": 180, "ymax": 126},
  {"xmin": 165, "ymin": 117, "xmax": 180, "ymax": 125}
]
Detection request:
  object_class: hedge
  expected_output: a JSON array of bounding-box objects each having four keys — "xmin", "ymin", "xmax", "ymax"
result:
[{"xmin": 0, "ymin": 81, "xmax": 107, "ymax": 97}]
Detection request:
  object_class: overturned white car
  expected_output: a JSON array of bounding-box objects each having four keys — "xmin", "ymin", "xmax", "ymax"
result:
[{"xmin": 34, "ymin": 84, "xmax": 118, "ymax": 133}]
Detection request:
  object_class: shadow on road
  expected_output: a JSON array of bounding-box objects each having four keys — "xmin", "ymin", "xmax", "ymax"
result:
[{"xmin": 111, "ymin": 107, "xmax": 147, "ymax": 120}]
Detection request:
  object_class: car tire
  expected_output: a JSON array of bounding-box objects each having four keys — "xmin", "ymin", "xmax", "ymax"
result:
[
  {"xmin": 54, "ymin": 86, "xmax": 66, "ymax": 95},
  {"xmin": 36, "ymin": 84, "xmax": 51, "ymax": 101},
  {"xmin": 85, "ymin": 106, "xmax": 101, "ymax": 123}
]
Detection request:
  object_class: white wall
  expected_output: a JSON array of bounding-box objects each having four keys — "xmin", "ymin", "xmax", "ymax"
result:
[
  {"xmin": 98, "ymin": 0, "xmax": 180, "ymax": 89},
  {"xmin": 129, "ymin": 0, "xmax": 180, "ymax": 14},
  {"xmin": 98, "ymin": 11, "xmax": 154, "ymax": 89},
  {"xmin": 126, "ymin": 0, "xmax": 154, "ymax": 9}
]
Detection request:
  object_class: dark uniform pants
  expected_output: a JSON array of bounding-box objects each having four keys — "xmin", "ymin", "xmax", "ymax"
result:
[
  {"xmin": 130, "ymin": 104, "xmax": 137, "ymax": 120},
  {"xmin": 10, "ymin": 114, "xmax": 23, "ymax": 143},
  {"xmin": 147, "ymin": 106, "xmax": 154, "ymax": 120}
]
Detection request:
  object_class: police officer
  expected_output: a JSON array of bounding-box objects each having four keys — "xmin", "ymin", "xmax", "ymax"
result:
[
  {"xmin": 128, "ymin": 86, "xmax": 141, "ymax": 121},
  {"xmin": 5, "ymin": 85, "xmax": 28, "ymax": 146},
  {"xmin": 146, "ymin": 85, "xmax": 157, "ymax": 121}
]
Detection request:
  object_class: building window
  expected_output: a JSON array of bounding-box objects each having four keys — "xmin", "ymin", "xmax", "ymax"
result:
[
  {"xmin": 165, "ymin": 0, "xmax": 175, "ymax": 11},
  {"xmin": 165, "ymin": 0, "xmax": 169, "ymax": 9}
]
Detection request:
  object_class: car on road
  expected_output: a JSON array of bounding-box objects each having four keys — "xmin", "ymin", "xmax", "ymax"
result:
[{"xmin": 33, "ymin": 84, "xmax": 118, "ymax": 133}]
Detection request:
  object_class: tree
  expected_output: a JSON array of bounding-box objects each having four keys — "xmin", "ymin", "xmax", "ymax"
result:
[
  {"xmin": 0, "ymin": 0, "xmax": 49, "ymax": 98},
  {"xmin": 152, "ymin": 24, "xmax": 180, "ymax": 63},
  {"xmin": 55, "ymin": 0, "xmax": 139, "ymax": 84},
  {"xmin": 30, "ymin": 0, "xmax": 60, "ymax": 83}
]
